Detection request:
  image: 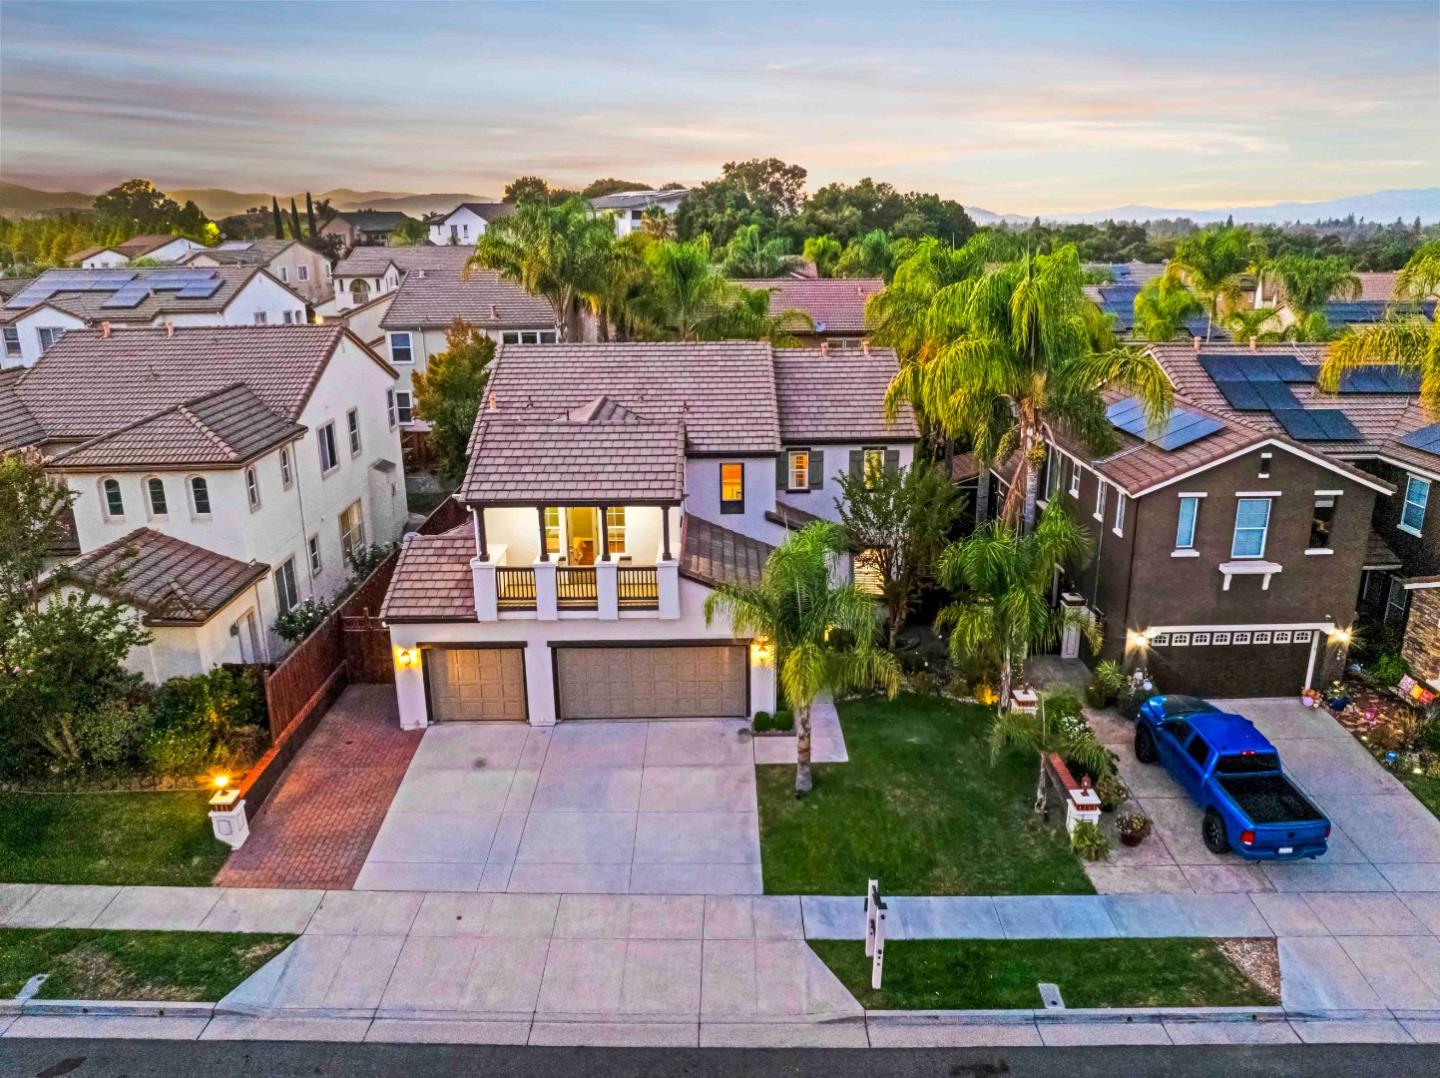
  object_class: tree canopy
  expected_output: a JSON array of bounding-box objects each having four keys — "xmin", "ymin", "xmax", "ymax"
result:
[{"xmin": 410, "ymin": 321, "xmax": 496, "ymax": 488}]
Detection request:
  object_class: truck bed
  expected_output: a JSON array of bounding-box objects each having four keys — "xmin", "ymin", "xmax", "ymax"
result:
[{"xmin": 1217, "ymin": 773, "xmax": 1324, "ymax": 825}]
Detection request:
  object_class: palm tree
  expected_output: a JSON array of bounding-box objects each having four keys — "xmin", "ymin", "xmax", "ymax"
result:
[
  {"xmin": 467, "ymin": 197, "xmax": 615, "ymax": 341},
  {"xmin": 1319, "ymin": 241, "xmax": 1440, "ymax": 407},
  {"xmin": 628, "ymin": 237, "xmax": 732, "ymax": 340},
  {"xmin": 704, "ymin": 522, "xmax": 900, "ymax": 794},
  {"xmin": 992, "ymin": 696, "xmax": 1117, "ymax": 815},
  {"xmin": 1169, "ymin": 226, "xmax": 1252, "ymax": 340},
  {"xmin": 719, "ymin": 224, "xmax": 797, "ymax": 278},
  {"xmin": 936, "ymin": 503, "xmax": 1100, "ymax": 715},
  {"xmin": 701, "ymin": 286, "xmax": 813, "ymax": 345},
  {"xmin": 884, "ymin": 245, "xmax": 1173, "ymax": 529},
  {"xmin": 639, "ymin": 206, "xmax": 674, "ymax": 240},
  {"xmin": 1133, "ymin": 276, "xmax": 1203, "ymax": 341},
  {"xmin": 1223, "ymin": 306, "xmax": 1281, "ymax": 344}
]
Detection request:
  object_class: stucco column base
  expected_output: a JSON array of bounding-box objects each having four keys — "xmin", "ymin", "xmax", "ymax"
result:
[
  {"xmin": 595, "ymin": 559, "xmax": 619, "ymax": 620},
  {"xmin": 533, "ymin": 560, "xmax": 558, "ymax": 620}
]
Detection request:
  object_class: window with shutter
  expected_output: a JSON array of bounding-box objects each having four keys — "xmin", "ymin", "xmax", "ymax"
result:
[{"xmin": 809, "ymin": 449, "xmax": 825, "ymax": 491}]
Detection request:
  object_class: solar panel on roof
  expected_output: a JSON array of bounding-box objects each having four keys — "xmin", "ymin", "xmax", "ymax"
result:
[
  {"xmin": 1105, "ymin": 396, "xmax": 1226, "ymax": 452},
  {"xmin": 99, "ymin": 282, "xmax": 151, "ymax": 309},
  {"xmin": 1336, "ymin": 365, "xmax": 1421, "ymax": 394},
  {"xmin": 1272, "ymin": 408, "xmax": 1361, "ymax": 442},
  {"xmin": 1200, "ymin": 353, "xmax": 1313, "ymax": 384},
  {"xmin": 1400, "ymin": 422, "xmax": 1440, "ymax": 454},
  {"xmin": 176, "ymin": 279, "xmax": 222, "ymax": 299}
]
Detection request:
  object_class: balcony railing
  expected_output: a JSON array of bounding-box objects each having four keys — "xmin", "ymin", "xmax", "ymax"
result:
[
  {"xmin": 495, "ymin": 567, "xmax": 537, "ymax": 610},
  {"xmin": 556, "ymin": 566, "xmax": 599, "ymax": 609},
  {"xmin": 617, "ymin": 566, "xmax": 660, "ymax": 609}
]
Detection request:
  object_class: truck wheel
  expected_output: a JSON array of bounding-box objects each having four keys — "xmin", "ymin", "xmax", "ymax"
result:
[
  {"xmin": 1202, "ymin": 809, "xmax": 1230, "ymax": 855},
  {"xmin": 1134, "ymin": 724, "xmax": 1158, "ymax": 764}
]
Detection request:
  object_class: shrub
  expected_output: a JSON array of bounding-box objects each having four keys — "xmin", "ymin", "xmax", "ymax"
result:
[
  {"xmin": 752, "ymin": 710, "xmax": 773, "ymax": 733},
  {"xmin": 1045, "ymin": 692, "xmax": 1084, "ymax": 724},
  {"xmin": 1096, "ymin": 773, "xmax": 1129, "ymax": 812},
  {"xmin": 1084, "ymin": 681, "xmax": 1109, "ymax": 708},
  {"xmin": 1070, "ymin": 820, "xmax": 1110, "ymax": 861},
  {"xmin": 274, "ymin": 598, "xmax": 329, "ymax": 642},
  {"xmin": 773, "ymin": 708, "xmax": 794, "ymax": 732},
  {"xmin": 71, "ymin": 696, "xmax": 155, "ymax": 771},
  {"xmin": 345, "ymin": 542, "xmax": 393, "ymax": 582},
  {"xmin": 1093, "ymin": 659, "xmax": 1125, "ymax": 696},
  {"xmin": 1420, "ymin": 711, "xmax": 1440, "ymax": 754},
  {"xmin": 1370, "ymin": 651, "xmax": 1410, "ymax": 687},
  {"xmin": 144, "ymin": 667, "xmax": 268, "ymax": 776},
  {"xmin": 141, "ymin": 722, "xmax": 215, "ymax": 777}
]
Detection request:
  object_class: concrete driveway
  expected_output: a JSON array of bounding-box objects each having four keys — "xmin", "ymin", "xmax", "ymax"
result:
[
  {"xmin": 354, "ymin": 720, "xmax": 762, "ymax": 895},
  {"xmin": 1087, "ymin": 697, "xmax": 1440, "ymax": 895}
]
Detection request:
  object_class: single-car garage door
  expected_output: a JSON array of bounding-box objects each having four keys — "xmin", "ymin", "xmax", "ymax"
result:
[
  {"xmin": 556, "ymin": 645, "xmax": 747, "ymax": 719},
  {"xmin": 428, "ymin": 646, "xmax": 527, "ymax": 721}
]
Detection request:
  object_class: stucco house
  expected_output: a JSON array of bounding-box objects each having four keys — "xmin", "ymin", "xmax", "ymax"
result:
[
  {"xmin": 72, "ymin": 234, "xmax": 205, "ymax": 269},
  {"xmin": 183, "ymin": 239, "xmax": 333, "ymax": 306},
  {"xmin": 320, "ymin": 210, "xmax": 411, "ymax": 253},
  {"xmin": 379, "ymin": 340, "xmax": 917, "ymax": 728},
  {"xmin": 740, "ymin": 277, "xmax": 883, "ymax": 348},
  {"xmin": 4, "ymin": 324, "xmax": 408, "ymax": 675},
  {"xmin": 0, "ymin": 266, "xmax": 310, "ymax": 368},
  {"xmin": 426, "ymin": 202, "xmax": 514, "ymax": 247},
  {"xmin": 589, "ymin": 189, "xmax": 688, "ymax": 237},
  {"xmin": 328, "ymin": 244, "xmax": 474, "ymax": 313}
]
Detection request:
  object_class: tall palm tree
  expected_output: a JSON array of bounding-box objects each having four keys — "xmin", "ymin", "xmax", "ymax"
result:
[
  {"xmin": 1223, "ymin": 306, "xmax": 1281, "ymax": 344},
  {"xmin": 719, "ymin": 224, "xmax": 797, "ymax": 278},
  {"xmin": 936, "ymin": 502, "xmax": 1101, "ymax": 716},
  {"xmin": 1169, "ymin": 226, "xmax": 1252, "ymax": 340},
  {"xmin": 1319, "ymin": 241, "xmax": 1440, "ymax": 407},
  {"xmin": 1269, "ymin": 254, "xmax": 1359, "ymax": 342},
  {"xmin": 467, "ymin": 197, "xmax": 614, "ymax": 341},
  {"xmin": 884, "ymin": 245, "xmax": 1173, "ymax": 529},
  {"xmin": 700, "ymin": 286, "xmax": 813, "ymax": 345},
  {"xmin": 1133, "ymin": 276, "xmax": 1204, "ymax": 341},
  {"xmin": 704, "ymin": 522, "xmax": 900, "ymax": 794},
  {"xmin": 628, "ymin": 237, "xmax": 732, "ymax": 340}
]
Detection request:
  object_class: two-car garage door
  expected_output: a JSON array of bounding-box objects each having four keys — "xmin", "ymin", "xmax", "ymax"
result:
[{"xmin": 556, "ymin": 645, "xmax": 748, "ymax": 720}]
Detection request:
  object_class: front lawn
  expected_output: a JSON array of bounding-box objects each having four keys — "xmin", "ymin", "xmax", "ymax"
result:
[
  {"xmin": 757, "ymin": 694, "xmax": 1093, "ymax": 895},
  {"xmin": 1396, "ymin": 770, "xmax": 1440, "ymax": 822},
  {"xmin": 0, "ymin": 791, "xmax": 228, "ymax": 886},
  {"xmin": 0, "ymin": 929, "xmax": 293, "ymax": 1002},
  {"xmin": 811, "ymin": 938, "xmax": 1278, "ymax": 1010}
]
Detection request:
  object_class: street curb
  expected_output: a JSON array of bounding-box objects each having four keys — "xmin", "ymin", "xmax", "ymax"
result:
[
  {"xmin": 19, "ymin": 999, "xmax": 217, "ymax": 1018},
  {"xmin": 866, "ymin": 1006, "xmax": 1290, "ymax": 1026}
]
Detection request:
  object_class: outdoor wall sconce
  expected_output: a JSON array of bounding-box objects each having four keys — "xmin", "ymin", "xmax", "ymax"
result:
[
  {"xmin": 394, "ymin": 647, "xmax": 421, "ymax": 669},
  {"xmin": 1127, "ymin": 630, "xmax": 1150, "ymax": 651},
  {"xmin": 750, "ymin": 636, "xmax": 774, "ymax": 664}
]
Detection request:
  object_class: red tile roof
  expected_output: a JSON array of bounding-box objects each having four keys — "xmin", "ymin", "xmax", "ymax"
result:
[
  {"xmin": 379, "ymin": 525, "xmax": 476, "ymax": 622},
  {"xmin": 379, "ymin": 265, "xmax": 554, "ymax": 330},
  {"xmin": 741, "ymin": 277, "xmax": 883, "ymax": 334},
  {"xmin": 773, "ymin": 346, "xmax": 918, "ymax": 443}
]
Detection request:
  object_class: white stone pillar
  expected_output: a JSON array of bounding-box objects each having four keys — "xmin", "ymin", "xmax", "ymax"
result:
[
  {"xmin": 209, "ymin": 787, "xmax": 250, "ymax": 849},
  {"xmin": 533, "ymin": 559, "xmax": 558, "ymax": 620},
  {"xmin": 595, "ymin": 559, "xmax": 618, "ymax": 620},
  {"xmin": 657, "ymin": 560, "xmax": 680, "ymax": 620},
  {"xmin": 472, "ymin": 558, "xmax": 498, "ymax": 621}
]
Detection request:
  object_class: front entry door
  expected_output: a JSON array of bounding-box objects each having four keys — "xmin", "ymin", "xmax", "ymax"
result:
[{"xmin": 566, "ymin": 507, "xmax": 598, "ymax": 565}]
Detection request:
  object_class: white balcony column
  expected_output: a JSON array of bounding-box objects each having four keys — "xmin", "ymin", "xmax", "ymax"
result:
[
  {"xmin": 472, "ymin": 559, "xmax": 498, "ymax": 621},
  {"xmin": 595, "ymin": 558, "xmax": 619, "ymax": 620},
  {"xmin": 657, "ymin": 558, "xmax": 680, "ymax": 620},
  {"xmin": 533, "ymin": 559, "xmax": 558, "ymax": 620}
]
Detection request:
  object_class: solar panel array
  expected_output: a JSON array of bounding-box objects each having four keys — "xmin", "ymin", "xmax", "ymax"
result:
[
  {"xmin": 4, "ymin": 271, "xmax": 137, "ymax": 309},
  {"xmin": 2, "ymin": 268, "xmax": 225, "ymax": 312},
  {"xmin": 1271, "ymin": 409, "xmax": 1361, "ymax": 441},
  {"xmin": 1096, "ymin": 286, "xmax": 1139, "ymax": 332},
  {"xmin": 1336, "ymin": 365, "xmax": 1422, "ymax": 394},
  {"xmin": 1198, "ymin": 352, "xmax": 1368, "ymax": 442},
  {"xmin": 1400, "ymin": 422, "xmax": 1440, "ymax": 454},
  {"xmin": 1106, "ymin": 395, "xmax": 1226, "ymax": 451},
  {"xmin": 1322, "ymin": 300, "xmax": 1394, "ymax": 327},
  {"xmin": 1213, "ymin": 379, "xmax": 1302, "ymax": 412}
]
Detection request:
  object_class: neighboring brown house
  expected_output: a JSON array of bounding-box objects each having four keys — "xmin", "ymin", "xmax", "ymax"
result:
[
  {"xmin": 740, "ymin": 277, "xmax": 884, "ymax": 347},
  {"xmin": 320, "ymin": 210, "xmax": 412, "ymax": 252}
]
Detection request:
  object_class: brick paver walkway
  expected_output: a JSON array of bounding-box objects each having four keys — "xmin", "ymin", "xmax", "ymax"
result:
[{"xmin": 214, "ymin": 685, "xmax": 422, "ymax": 890}]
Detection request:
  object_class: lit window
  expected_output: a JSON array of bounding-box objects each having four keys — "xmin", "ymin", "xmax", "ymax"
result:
[
  {"xmin": 190, "ymin": 476, "xmax": 211, "ymax": 516},
  {"xmin": 863, "ymin": 448, "xmax": 885, "ymax": 486},
  {"xmin": 788, "ymin": 450, "xmax": 810, "ymax": 491},
  {"xmin": 1175, "ymin": 496, "xmax": 1200, "ymax": 549},
  {"xmin": 308, "ymin": 535, "xmax": 322, "ymax": 574},
  {"xmin": 606, "ymin": 507, "xmax": 626, "ymax": 555},
  {"xmin": 395, "ymin": 391, "xmax": 413, "ymax": 424},
  {"xmin": 389, "ymin": 332, "xmax": 413, "ymax": 364},
  {"xmin": 318, "ymin": 422, "xmax": 338, "ymax": 473},
  {"xmin": 146, "ymin": 477, "xmax": 167, "ymax": 516},
  {"xmin": 347, "ymin": 408, "xmax": 361, "ymax": 456},
  {"xmin": 2, "ymin": 327, "xmax": 19, "ymax": 357},
  {"xmin": 246, "ymin": 466, "xmax": 260, "ymax": 509},
  {"xmin": 339, "ymin": 500, "xmax": 365, "ymax": 563},
  {"xmin": 102, "ymin": 477, "xmax": 124, "ymax": 518},
  {"xmin": 1309, "ymin": 497, "xmax": 1336, "ymax": 549},
  {"xmin": 720, "ymin": 463, "xmax": 744, "ymax": 514},
  {"xmin": 274, "ymin": 557, "xmax": 299, "ymax": 614},
  {"xmin": 854, "ymin": 548, "xmax": 885, "ymax": 595},
  {"xmin": 1400, "ymin": 476, "xmax": 1430, "ymax": 535},
  {"xmin": 544, "ymin": 507, "xmax": 561, "ymax": 555},
  {"xmin": 280, "ymin": 447, "xmax": 293, "ymax": 488},
  {"xmin": 1231, "ymin": 498, "xmax": 1272, "ymax": 559}
]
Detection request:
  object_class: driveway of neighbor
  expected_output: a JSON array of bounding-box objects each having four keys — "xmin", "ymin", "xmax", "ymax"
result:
[
  {"xmin": 354, "ymin": 720, "xmax": 763, "ymax": 895},
  {"xmin": 1087, "ymin": 697, "xmax": 1440, "ymax": 895}
]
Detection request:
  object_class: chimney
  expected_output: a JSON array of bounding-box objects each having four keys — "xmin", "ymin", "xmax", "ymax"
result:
[
  {"xmin": 165, "ymin": 320, "xmax": 175, "ymax": 337},
  {"xmin": 487, "ymin": 392, "xmax": 498, "ymax": 412},
  {"xmin": 820, "ymin": 342, "xmax": 830, "ymax": 358},
  {"xmin": 489, "ymin": 303, "xmax": 499, "ymax": 320},
  {"xmin": 861, "ymin": 340, "xmax": 870, "ymax": 356},
  {"xmin": 1192, "ymin": 335, "xmax": 1201, "ymax": 353},
  {"xmin": 101, "ymin": 321, "xmax": 111, "ymax": 339},
  {"xmin": 1249, "ymin": 336, "xmax": 1258, "ymax": 352}
]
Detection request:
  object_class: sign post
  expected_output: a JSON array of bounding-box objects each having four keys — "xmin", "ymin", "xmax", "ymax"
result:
[{"xmin": 864, "ymin": 878, "xmax": 887, "ymax": 989}]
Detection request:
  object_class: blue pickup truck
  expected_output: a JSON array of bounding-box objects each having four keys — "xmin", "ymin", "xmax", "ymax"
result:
[{"xmin": 1134, "ymin": 695, "xmax": 1330, "ymax": 860}]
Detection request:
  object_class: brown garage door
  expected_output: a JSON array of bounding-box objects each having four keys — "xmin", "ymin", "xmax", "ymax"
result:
[
  {"xmin": 1147, "ymin": 631, "xmax": 1315, "ymax": 697},
  {"xmin": 556, "ymin": 645, "xmax": 747, "ymax": 719},
  {"xmin": 428, "ymin": 647, "xmax": 527, "ymax": 721}
]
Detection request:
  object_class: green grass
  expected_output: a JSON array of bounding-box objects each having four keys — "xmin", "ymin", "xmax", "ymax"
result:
[
  {"xmin": 757, "ymin": 694, "xmax": 1093, "ymax": 895},
  {"xmin": 0, "ymin": 929, "xmax": 294, "ymax": 1002},
  {"xmin": 811, "ymin": 938, "xmax": 1278, "ymax": 1010},
  {"xmin": 1395, "ymin": 770, "xmax": 1440, "ymax": 822},
  {"xmin": 0, "ymin": 791, "xmax": 228, "ymax": 886}
]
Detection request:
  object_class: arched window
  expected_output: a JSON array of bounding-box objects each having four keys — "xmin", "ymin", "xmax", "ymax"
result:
[
  {"xmin": 349, "ymin": 279, "xmax": 370, "ymax": 304},
  {"xmin": 101, "ymin": 478, "xmax": 124, "ymax": 519},
  {"xmin": 146, "ymin": 476, "xmax": 167, "ymax": 517},
  {"xmin": 245, "ymin": 467, "xmax": 260, "ymax": 509},
  {"xmin": 189, "ymin": 476, "xmax": 211, "ymax": 516}
]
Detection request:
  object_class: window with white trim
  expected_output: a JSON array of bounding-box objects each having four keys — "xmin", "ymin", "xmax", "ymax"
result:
[
  {"xmin": 605, "ymin": 507, "xmax": 626, "ymax": 555},
  {"xmin": 394, "ymin": 391, "xmax": 413, "ymax": 424},
  {"xmin": 2, "ymin": 327, "xmax": 19, "ymax": 357},
  {"xmin": 280, "ymin": 447, "xmax": 293, "ymax": 489},
  {"xmin": 543, "ymin": 507, "xmax": 561, "ymax": 556},
  {"xmin": 308, "ymin": 534, "xmax": 322, "ymax": 575},
  {"xmin": 389, "ymin": 332, "xmax": 413, "ymax": 364},
  {"xmin": 37, "ymin": 327, "xmax": 66, "ymax": 351},
  {"xmin": 1068, "ymin": 458, "xmax": 1081, "ymax": 498},
  {"xmin": 146, "ymin": 476, "xmax": 168, "ymax": 517},
  {"xmin": 1112, "ymin": 491, "xmax": 1126, "ymax": 536},
  {"xmin": 339, "ymin": 500, "xmax": 364, "ymax": 563},
  {"xmin": 274, "ymin": 557, "xmax": 299, "ymax": 614},
  {"xmin": 245, "ymin": 466, "xmax": 261, "ymax": 510},
  {"xmin": 347, "ymin": 408, "xmax": 361, "ymax": 457},
  {"xmin": 1309, "ymin": 497, "xmax": 1337, "ymax": 549},
  {"xmin": 101, "ymin": 477, "xmax": 124, "ymax": 519},
  {"xmin": 253, "ymin": 311, "xmax": 267, "ymax": 325},
  {"xmin": 1231, "ymin": 497, "xmax": 1272, "ymax": 558},
  {"xmin": 297, "ymin": 265, "xmax": 309, "ymax": 281},
  {"xmin": 189, "ymin": 476, "xmax": 211, "ymax": 516},
  {"xmin": 386, "ymin": 388, "xmax": 397, "ymax": 429},
  {"xmin": 1175, "ymin": 496, "xmax": 1200, "ymax": 550},
  {"xmin": 1385, "ymin": 576, "xmax": 1409, "ymax": 625},
  {"xmin": 788, "ymin": 450, "xmax": 810, "ymax": 491},
  {"xmin": 1400, "ymin": 476, "xmax": 1430, "ymax": 536},
  {"xmin": 1094, "ymin": 481, "xmax": 1107, "ymax": 522},
  {"xmin": 318, "ymin": 422, "xmax": 338, "ymax": 473},
  {"xmin": 500, "ymin": 330, "xmax": 558, "ymax": 344},
  {"xmin": 324, "ymin": 263, "xmax": 333, "ymax": 280}
]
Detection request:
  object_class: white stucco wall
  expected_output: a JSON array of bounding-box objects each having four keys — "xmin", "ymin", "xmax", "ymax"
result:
[
  {"xmin": 80, "ymin": 249, "xmax": 131, "ymax": 269},
  {"xmin": 4, "ymin": 307, "xmax": 87, "ymax": 368},
  {"xmin": 333, "ymin": 266, "xmax": 401, "ymax": 312},
  {"xmin": 480, "ymin": 504, "xmax": 679, "ymax": 566},
  {"xmin": 428, "ymin": 207, "xmax": 491, "ymax": 246},
  {"xmin": 775, "ymin": 442, "xmax": 917, "ymax": 519},
  {"xmin": 683, "ymin": 455, "xmax": 781, "ymax": 543},
  {"xmin": 212, "ymin": 273, "xmax": 309, "ymax": 326}
]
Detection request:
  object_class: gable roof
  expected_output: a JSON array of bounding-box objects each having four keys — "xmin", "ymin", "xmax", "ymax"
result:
[
  {"xmin": 330, "ymin": 211, "xmax": 410, "ymax": 230},
  {"xmin": 0, "ymin": 324, "xmax": 379, "ymax": 452},
  {"xmin": 772, "ymin": 347, "xmax": 918, "ymax": 443},
  {"xmin": 52, "ymin": 383, "xmax": 304, "ymax": 470},
  {"xmin": 60, "ymin": 528, "xmax": 269, "ymax": 626},
  {"xmin": 182, "ymin": 239, "xmax": 296, "ymax": 265},
  {"xmin": 73, "ymin": 234, "xmax": 194, "ymax": 263},
  {"xmin": 449, "ymin": 202, "xmax": 515, "ymax": 222},
  {"xmin": 680, "ymin": 515, "xmax": 772, "ymax": 590},
  {"xmin": 334, "ymin": 244, "xmax": 476, "ymax": 278},
  {"xmin": 379, "ymin": 265, "xmax": 554, "ymax": 330},
  {"xmin": 742, "ymin": 277, "xmax": 882, "ymax": 334},
  {"xmin": 2, "ymin": 266, "xmax": 292, "ymax": 324},
  {"xmin": 379, "ymin": 524, "xmax": 476, "ymax": 622}
]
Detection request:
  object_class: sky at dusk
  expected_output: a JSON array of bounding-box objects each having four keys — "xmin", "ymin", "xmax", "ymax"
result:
[{"xmin": 1, "ymin": 0, "xmax": 1436, "ymax": 214}]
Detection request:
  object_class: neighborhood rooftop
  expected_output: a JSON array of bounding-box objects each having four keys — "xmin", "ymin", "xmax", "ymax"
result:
[
  {"xmin": 743, "ymin": 277, "xmax": 884, "ymax": 334},
  {"xmin": 379, "ymin": 264, "xmax": 554, "ymax": 329},
  {"xmin": 334, "ymin": 243, "xmax": 477, "ymax": 278},
  {"xmin": 773, "ymin": 346, "xmax": 917, "ymax": 443},
  {"xmin": 1, "ymin": 266, "xmax": 272, "ymax": 322},
  {"xmin": 70, "ymin": 233, "xmax": 192, "ymax": 263},
  {"xmin": 181, "ymin": 238, "xmax": 296, "ymax": 265}
]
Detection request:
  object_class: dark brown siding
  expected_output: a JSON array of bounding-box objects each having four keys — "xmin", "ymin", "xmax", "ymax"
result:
[{"xmin": 1360, "ymin": 459, "xmax": 1439, "ymax": 577}]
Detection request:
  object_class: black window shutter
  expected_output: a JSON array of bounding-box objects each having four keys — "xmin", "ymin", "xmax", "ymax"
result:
[
  {"xmin": 810, "ymin": 449, "xmax": 825, "ymax": 490},
  {"xmin": 885, "ymin": 449, "xmax": 901, "ymax": 474},
  {"xmin": 776, "ymin": 453, "xmax": 787, "ymax": 489},
  {"xmin": 849, "ymin": 449, "xmax": 863, "ymax": 478}
]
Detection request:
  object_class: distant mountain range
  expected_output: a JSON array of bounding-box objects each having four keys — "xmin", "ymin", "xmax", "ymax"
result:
[
  {"xmin": 5, "ymin": 180, "xmax": 1437, "ymax": 227},
  {"xmin": 969, "ymin": 187, "xmax": 1440, "ymax": 226}
]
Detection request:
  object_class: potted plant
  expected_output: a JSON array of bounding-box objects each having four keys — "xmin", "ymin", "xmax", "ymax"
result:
[
  {"xmin": 1096, "ymin": 774, "xmax": 1129, "ymax": 813},
  {"xmin": 1093, "ymin": 660, "xmax": 1126, "ymax": 705},
  {"xmin": 1117, "ymin": 811, "xmax": 1151, "ymax": 847},
  {"xmin": 1300, "ymin": 687, "xmax": 1321, "ymax": 709}
]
